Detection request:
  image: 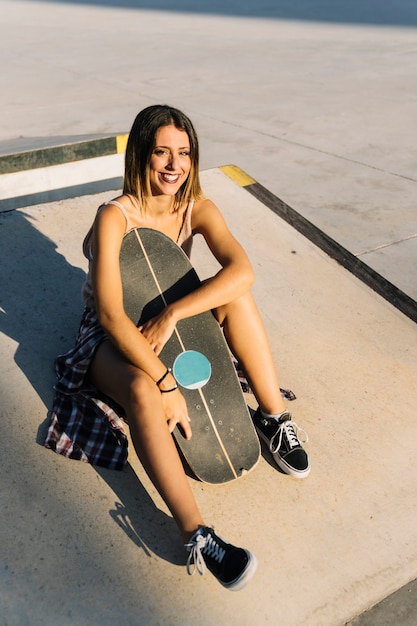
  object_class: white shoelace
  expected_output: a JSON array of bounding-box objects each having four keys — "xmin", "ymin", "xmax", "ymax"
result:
[
  {"xmin": 185, "ymin": 531, "xmax": 226, "ymax": 577},
  {"xmin": 186, "ymin": 534, "xmax": 207, "ymax": 576},
  {"xmin": 270, "ymin": 419, "xmax": 309, "ymax": 454}
]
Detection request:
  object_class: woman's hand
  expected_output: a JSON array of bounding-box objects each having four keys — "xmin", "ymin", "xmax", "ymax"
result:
[
  {"xmin": 139, "ymin": 306, "xmax": 177, "ymax": 355},
  {"xmin": 161, "ymin": 387, "xmax": 192, "ymax": 440}
]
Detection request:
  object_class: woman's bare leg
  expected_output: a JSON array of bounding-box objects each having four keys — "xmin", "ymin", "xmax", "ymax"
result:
[
  {"xmin": 89, "ymin": 340, "xmax": 204, "ymax": 542},
  {"xmin": 87, "ymin": 337, "xmax": 258, "ymax": 588},
  {"xmin": 215, "ymin": 292, "xmax": 310, "ymax": 478},
  {"xmin": 214, "ymin": 292, "xmax": 286, "ymax": 415}
]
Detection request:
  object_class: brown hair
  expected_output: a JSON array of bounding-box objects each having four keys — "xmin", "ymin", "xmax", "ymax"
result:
[{"xmin": 123, "ymin": 105, "xmax": 203, "ymax": 210}]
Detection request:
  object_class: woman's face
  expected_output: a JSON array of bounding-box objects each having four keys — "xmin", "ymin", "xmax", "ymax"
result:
[{"xmin": 149, "ymin": 125, "xmax": 191, "ymax": 197}]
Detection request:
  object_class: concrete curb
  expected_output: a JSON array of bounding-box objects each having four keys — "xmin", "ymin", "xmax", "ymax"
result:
[
  {"xmin": 220, "ymin": 165, "xmax": 417, "ymax": 325},
  {"xmin": 0, "ymin": 134, "xmax": 128, "ymax": 211}
]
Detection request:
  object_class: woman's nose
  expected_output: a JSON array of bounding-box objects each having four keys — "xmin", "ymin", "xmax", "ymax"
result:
[{"xmin": 166, "ymin": 154, "xmax": 180, "ymax": 170}]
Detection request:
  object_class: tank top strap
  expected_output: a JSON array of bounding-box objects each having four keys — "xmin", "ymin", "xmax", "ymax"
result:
[
  {"xmin": 178, "ymin": 199, "xmax": 195, "ymax": 257},
  {"xmin": 82, "ymin": 199, "xmax": 130, "ymax": 260},
  {"xmin": 104, "ymin": 200, "xmax": 130, "ymax": 230}
]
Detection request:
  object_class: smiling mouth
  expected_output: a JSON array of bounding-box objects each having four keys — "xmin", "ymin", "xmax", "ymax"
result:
[{"xmin": 160, "ymin": 173, "xmax": 181, "ymax": 184}]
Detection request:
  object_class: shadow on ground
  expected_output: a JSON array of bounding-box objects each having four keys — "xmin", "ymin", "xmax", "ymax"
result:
[
  {"xmin": 21, "ymin": 0, "xmax": 417, "ymax": 26},
  {"xmin": 94, "ymin": 464, "xmax": 186, "ymax": 566},
  {"xmin": 0, "ymin": 209, "xmax": 83, "ymax": 411},
  {"xmin": 0, "ymin": 208, "xmax": 183, "ymax": 567}
]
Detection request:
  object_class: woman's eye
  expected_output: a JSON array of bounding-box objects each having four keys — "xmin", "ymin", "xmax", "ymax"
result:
[{"xmin": 153, "ymin": 149, "xmax": 190, "ymax": 157}]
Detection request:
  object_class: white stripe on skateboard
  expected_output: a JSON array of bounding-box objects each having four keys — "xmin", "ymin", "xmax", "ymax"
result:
[{"xmin": 133, "ymin": 229, "xmax": 238, "ymax": 479}]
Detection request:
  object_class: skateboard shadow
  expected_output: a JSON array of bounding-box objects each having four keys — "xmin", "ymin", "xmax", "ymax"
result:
[{"xmin": 0, "ymin": 209, "xmax": 185, "ymax": 566}]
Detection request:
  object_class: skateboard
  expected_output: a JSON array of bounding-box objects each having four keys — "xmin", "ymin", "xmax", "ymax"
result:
[{"xmin": 119, "ymin": 227, "xmax": 260, "ymax": 484}]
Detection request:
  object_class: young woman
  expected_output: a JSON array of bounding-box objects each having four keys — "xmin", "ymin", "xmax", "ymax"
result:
[{"xmin": 45, "ymin": 105, "xmax": 309, "ymax": 591}]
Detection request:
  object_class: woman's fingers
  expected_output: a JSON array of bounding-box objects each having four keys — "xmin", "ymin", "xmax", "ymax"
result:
[{"xmin": 167, "ymin": 414, "xmax": 191, "ymax": 438}]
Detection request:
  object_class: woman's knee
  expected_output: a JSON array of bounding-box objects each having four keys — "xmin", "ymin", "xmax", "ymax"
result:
[
  {"xmin": 213, "ymin": 291, "xmax": 254, "ymax": 326},
  {"xmin": 127, "ymin": 369, "xmax": 158, "ymax": 408}
]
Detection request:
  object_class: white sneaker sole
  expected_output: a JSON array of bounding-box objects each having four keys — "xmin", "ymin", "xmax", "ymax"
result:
[{"xmin": 221, "ymin": 551, "xmax": 258, "ymax": 591}]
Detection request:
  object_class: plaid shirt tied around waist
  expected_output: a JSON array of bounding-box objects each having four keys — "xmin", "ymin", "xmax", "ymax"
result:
[{"xmin": 44, "ymin": 308, "xmax": 128, "ymax": 470}]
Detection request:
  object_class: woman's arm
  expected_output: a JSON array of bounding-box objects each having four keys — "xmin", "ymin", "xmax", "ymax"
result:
[
  {"xmin": 140, "ymin": 199, "xmax": 255, "ymax": 352},
  {"xmin": 185, "ymin": 197, "xmax": 255, "ymax": 309},
  {"xmin": 91, "ymin": 203, "xmax": 172, "ymax": 384}
]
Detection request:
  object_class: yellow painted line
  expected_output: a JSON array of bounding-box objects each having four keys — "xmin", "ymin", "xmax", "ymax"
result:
[
  {"xmin": 219, "ymin": 164, "xmax": 256, "ymax": 187},
  {"xmin": 116, "ymin": 133, "xmax": 129, "ymax": 154}
]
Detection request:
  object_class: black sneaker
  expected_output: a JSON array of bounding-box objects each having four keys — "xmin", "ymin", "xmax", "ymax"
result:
[
  {"xmin": 185, "ymin": 526, "xmax": 257, "ymax": 591},
  {"xmin": 253, "ymin": 408, "xmax": 310, "ymax": 478}
]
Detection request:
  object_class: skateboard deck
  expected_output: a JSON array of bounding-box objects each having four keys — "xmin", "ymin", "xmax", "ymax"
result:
[{"xmin": 119, "ymin": 227, "xmax": 260, "ymax": 484}]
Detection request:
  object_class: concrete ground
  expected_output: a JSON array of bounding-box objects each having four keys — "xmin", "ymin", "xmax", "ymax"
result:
[
  {"xmin": 1, "ymin": 1, "xmax": 416, "ymax": 624},
  {"xmin": 1, "ymin": 169, "xmax": 416, "ymax": 626}
]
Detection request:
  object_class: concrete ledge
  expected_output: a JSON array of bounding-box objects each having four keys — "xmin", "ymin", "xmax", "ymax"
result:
[
  {"xmin": 0, "ymin": 134, "xmax": 128, "ymax": 173},
  {"xmin": 0, "ymin": 134, "xmax": 128, "ymax": 212}
]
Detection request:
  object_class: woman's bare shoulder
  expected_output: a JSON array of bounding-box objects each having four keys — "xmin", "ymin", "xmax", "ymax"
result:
[
  {"xmin": 192, "ymin": 197, "xmax": 221, "ymax": 221},
  {"xmin": 99, "ymin": 194, "xmax": 136, "ymax": 212},
  {"xmin": 95, "ymin": 194, "xmax": 136, "ymax": 222},
  {"xmin": 192, "ymin": 197, "xmax": 226, "ymax": 232},
  {"xmin": 91, "ymin": 199, "xmax": 128, "ymax": 246},
  {"xmin": 193, "ymin": 197, "xmax": 216, "ymax": 211}
]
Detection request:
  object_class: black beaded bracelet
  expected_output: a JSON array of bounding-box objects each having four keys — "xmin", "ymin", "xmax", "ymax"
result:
[
  {"xmin": 155, "ymin": 367, "xmax": 171, "ymax": 387},
  {"xmin": 160, "ymin": 384, "xmax": 178, "ymax": 394}
]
